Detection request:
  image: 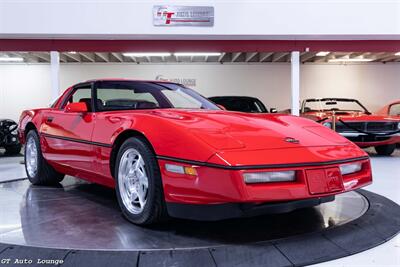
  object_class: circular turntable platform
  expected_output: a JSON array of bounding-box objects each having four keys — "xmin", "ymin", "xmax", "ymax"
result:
[{"xmin": 0, "ymin": 177, "xmax": 399, "ymax": 266}]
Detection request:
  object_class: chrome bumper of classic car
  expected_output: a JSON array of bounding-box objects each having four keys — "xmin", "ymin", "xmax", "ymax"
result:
[{"xmin": 166, "ymin": 195, "xmax": 335, "ymax": 221}]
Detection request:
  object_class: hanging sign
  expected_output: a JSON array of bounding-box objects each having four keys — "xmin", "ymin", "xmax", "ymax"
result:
[{"xmin": 153, "ymin": 5, "xmax": 214, "ymax": 27}]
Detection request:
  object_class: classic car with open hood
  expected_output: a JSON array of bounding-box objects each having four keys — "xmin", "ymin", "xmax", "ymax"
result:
[
  {"xmin": 19, "ymin": 80, "xmax": 372, "ymax": 225},
  {"xmin": 301, "ymin": 98, "xmax": 400, "ymax": 155}
]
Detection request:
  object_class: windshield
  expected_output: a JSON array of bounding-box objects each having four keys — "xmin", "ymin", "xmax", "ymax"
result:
[
  {"xmin": 95, "ymin": 81, "xmax": 220, "ymax": 111},
  {"xmin": 210, "ymin": 97, "xmax": 268, "ymax": 113},
  {"xmin": 302, "ymin": 99, "xmax": 368, "ymax": 113}
]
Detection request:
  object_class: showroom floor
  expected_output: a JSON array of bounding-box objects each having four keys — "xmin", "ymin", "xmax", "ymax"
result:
[
  {"xmin": 0, "ymin": 149, "xmax": 399, "ymax": 266},
  {"xmin": 314, "ymin": 149, "xmax": 400, "ymax": 267}
]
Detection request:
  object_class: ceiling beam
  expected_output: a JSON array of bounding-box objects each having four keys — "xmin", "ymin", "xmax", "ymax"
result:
[
  {"xmin": 259, "ymin": 52, "xmax": 273, "ymax": 62},
  {"xmin": 111, "ymin": 52, "xmax": 123, "ymax": 62},
  {"xmin": 80, "ymin": 52, "xmax": 95, "ymax": 62},
  {"xmin": 95, "ymin": 52, "xmax": 109, "ymax": 62},
  {"xmin": 217, "ymin": 52, "xmax": 226, "ymax": 62},
  {"xmin": 59, "ymin": 53, "xmax": 68, "ymax": 63},
  {"xmin": 231, "ymin": 52, "xmax": 242, "ymax": 62},
  {"xmin": 245, "ymin": 52, "xmax": 258, "ymax": 62},
  {"xmin": 31, "ymin": 52, "xmax": 50, "ymax": 62},
  {"xmin": 376, "ymin": 52, "xmax": 398, "ymax": 62},
  {"xmin": 271, "ymin": 52, "xmax": 288, "ymax": 62},
  {"xmin": 64, "ymin": 52, "xmax": 81, "ymax": 62},
  {"xmin": 301, "ymin": 52, "xmax": 317, "ymax": 63}
]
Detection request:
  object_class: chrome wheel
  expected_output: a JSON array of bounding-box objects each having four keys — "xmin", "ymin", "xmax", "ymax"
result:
[
  {"xmin": 26, "ymin": 136, "xmax": 38, "ymax": 177},
  {"xmin": 118, "ymin": 148, "xmax": 149, "ymax": 214}
]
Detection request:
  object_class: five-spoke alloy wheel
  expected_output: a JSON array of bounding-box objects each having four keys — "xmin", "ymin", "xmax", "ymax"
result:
[
  {"xmin": 115, "ymin": 137, "xmax": 167, "ymax": 225},
  {"xmin": 24, "ymin": 130, "xmax": 64, "ymax": 185}
]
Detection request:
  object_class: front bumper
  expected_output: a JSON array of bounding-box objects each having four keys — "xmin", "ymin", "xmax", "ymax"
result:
[
  {"xmin": 158, "ymin": 156, "xmax": 372, "ymax": 220},
  {"xmin": 167, "ymin": 195, "xmax": 335, "ymax": 221}
]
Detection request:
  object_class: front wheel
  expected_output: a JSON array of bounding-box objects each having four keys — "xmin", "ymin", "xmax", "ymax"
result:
[
  {"xmin": 374, "ymin": 144, "xmax": 396, "ymax": 156},
  {"xmin": 24, "ymin": 130, "xmax": 64, "ymax": 185},
  {"xmin": 115, "ymin": 137, "xmax": 167, "ymax": 225}
]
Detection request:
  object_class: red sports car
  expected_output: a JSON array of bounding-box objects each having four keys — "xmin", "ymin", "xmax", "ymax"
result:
[
  {"xmin": 19, "ymin": 80, "xmax": 372, "ymax": 225},
  {"xmin": 301, "ymin": 98, "xmax": 400, "ymax": 156},
  {"xmin": 376, "ymin": 99, "xmax": 400, "ymax": 117}
]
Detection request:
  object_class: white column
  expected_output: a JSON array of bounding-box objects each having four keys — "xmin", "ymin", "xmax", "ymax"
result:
[
  {"xmin": 50, "ymin": 51, "xmax": 60, "ymax": 100},
  {"xmin": 290, "ymin": 51, "xmax": 300, "ymax": 116}
]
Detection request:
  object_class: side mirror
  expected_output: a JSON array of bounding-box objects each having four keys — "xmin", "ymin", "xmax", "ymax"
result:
[
  {"xmin": 270, "ymin": 108, "xmax": 277, "ymax": 113},
  {"xmin": 65, "ymin": 102, "xmax": 88, "ymax": 113},
  {"xmin": 217, "ymin": 104, "xmax": 226, "ymax": 110}
]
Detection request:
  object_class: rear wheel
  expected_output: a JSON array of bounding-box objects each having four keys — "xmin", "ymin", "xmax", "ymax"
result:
[
  {"xmin": 374, "ymin": 144, "xmax": 396, "ymax": 156},
  {"xmin": 25, "ymin": 130, "xmax": 64, "ymax": 185},
  {"xmin": 4, "ymin": 144, "xmax": 21, "ymax": 155},
  {"xmin": 115, "ymin": 137, "xmax": 167, "ymax": 225}
]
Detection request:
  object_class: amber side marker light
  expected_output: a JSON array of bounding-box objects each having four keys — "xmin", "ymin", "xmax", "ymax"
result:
[{"xmin": 165, "ymin": 164, "xmax": 197, "ymax": 176}]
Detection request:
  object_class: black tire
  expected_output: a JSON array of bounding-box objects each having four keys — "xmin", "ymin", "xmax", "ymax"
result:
[
  {"xmin": 115, "ymin": 137, "xmax": 167, "ymax": 225},
  {"xmin": 4, "ymin": 144, "xmax": 22, "ymax": 155},
  {"xmin": 374, "ymin": 144, "xmax": 396, "ymax": 156},
  {"xmin": 24, "ymin": 130, "xmax": 64, "ymax": 185}
]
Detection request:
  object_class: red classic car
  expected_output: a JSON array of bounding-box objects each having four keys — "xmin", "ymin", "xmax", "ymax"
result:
[
  {"xmin": 301, "ymin": 98, "xmax": 400, "ymax": 156},
  {"xmin": 19, "ymin": 80, "xmax": 372, "ymax": 225},
  {"xmin": 376, "ymin": 100, "xmax": 400, "ymax": 117}
]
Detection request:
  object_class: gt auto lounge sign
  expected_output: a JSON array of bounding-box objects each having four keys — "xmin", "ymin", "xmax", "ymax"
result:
[
  {"xmin": 153, "ymin": 5, "xmax": 214, "ymax": 26},
  {"xmin": 155, "ymin": 75, "xmax": 197, "ymax": 88}
]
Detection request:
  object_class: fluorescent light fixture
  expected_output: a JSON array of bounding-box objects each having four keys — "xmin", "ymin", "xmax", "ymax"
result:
[
  {"xmin": 316, "ymin": 51, "xmax": 330, "ymax": 56},
  {"xmin": 340, "ymin": 163, "xmax": 362, "ymax": 175},
  {"xmin": 122, "ymin": 52, "xmax": 171, "ymax": 57},
  {"xmin": 395, "ymin": 52, "xmax": 400, "ymax": 56},
  {"xmin": 174, "ymin": 52, "xmax": 222, "ymax": 57},
  {"xmin": 328, "ymin": 58, "xmax": 373, "ymax": 63},
  {"xmin": 0, "ymin": 57, "xmax": 24, "ymax": 62},
  {"xmin": 244, "ymin": 171, "xmax": 296, "ymax": 184},
  {"xmin": 68, "ymin": 51, "xmax": 77, "ymax": 54}
]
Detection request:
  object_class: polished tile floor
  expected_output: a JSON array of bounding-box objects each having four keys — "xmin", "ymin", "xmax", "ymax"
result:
[{"xmin": 0, "ymin": 151, "xmax": 25, "ymax": 183}]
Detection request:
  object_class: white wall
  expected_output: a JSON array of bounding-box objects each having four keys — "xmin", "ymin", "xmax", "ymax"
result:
[
  {"xmin": 1, "ymin": 63, "xmax": 399, "ymax": 121},
  {"xmin": 301, "ymin": 64, "xmax": 400, "ymax": 112},
  {"xmin": 1, "ymin": 1, "xmax": 400, "ymax": 39},
  {"xmin": 0, "ymin": 64, "xmax": 51, "ymax": 121}
]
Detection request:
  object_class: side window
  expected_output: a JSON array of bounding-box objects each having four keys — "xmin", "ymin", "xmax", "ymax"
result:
[
  {"xmin": 96, "ymin": 88, "xmax": 159, "ymax": 110},
  {"xmin": 63, "ymin": 88, "xmax": 92, "ymax": 111},
  {"xmin": 389, "ymin": 104, "xmax": 400, "ymax": 116}
]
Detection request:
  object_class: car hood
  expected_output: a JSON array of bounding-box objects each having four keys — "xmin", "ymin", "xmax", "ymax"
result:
[{"xmin": 150, "ymin": 109, "xmax": 350, "ymax": 151}]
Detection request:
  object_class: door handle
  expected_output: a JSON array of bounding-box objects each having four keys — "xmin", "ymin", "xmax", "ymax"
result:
[{"xmin": 46, "ymin": 117, "xmax": 54, "ymax": 123}]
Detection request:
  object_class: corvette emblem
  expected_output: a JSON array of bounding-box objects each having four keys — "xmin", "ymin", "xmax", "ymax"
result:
[{"xmin": 284, "ymin": 137, "xmax": 300, "ymax": 144}]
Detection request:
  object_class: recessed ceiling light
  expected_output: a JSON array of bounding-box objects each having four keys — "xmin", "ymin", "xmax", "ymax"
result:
[
  {"xmin": 0, "ymin": 57, "xmax": 24, "ymax": 62},
  {"xmin": 122, "ymin": 52, "xmax": 171, "ymax": 57},
  {"xmin": 395, "ymin": 52, "xmax": 400, "ymax": 56},
  {"xmin": 316, "ymin": 51, "xmax": 330, "ymax": 56},
  {"xmin": 328, "ymin": 58, "xmax": 374, "ymax": 62},
  {"xmin": 174, "ymin": 52, "xmax": 222, "ymax": 57},
  {"xmin": 68, "ymin": 51, "xmax": 77, "ymax": 54}
]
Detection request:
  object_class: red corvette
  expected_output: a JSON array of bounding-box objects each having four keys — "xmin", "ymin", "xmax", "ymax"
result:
[
  {"xmin": 19, "ymin": 80, "xmax": 372, "ymax": 225},
  {"xmin": 301, "ymin": 98, "xmax": 400, "ymax": 156}
]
